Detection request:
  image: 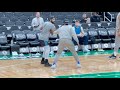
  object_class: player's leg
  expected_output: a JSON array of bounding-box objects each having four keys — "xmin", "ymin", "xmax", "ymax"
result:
[
  {"xmin": 109, "ymin": 35, "xmax": 120, "ymax": 59},
  {"xmin": 67, "ymin": 40, "xmax": 81, "ymax": 68},
  {"xmin": 40, "ymin": 40, "xmax": 46, "ymax": 64},
  {"xmin": 51, "ymin": 40, "xmax": 65, "ymax": 68},
  {"xmin": 83, "ymin": 35, "xmax": 90, "ymax": 52},
  {"xmin": 44, "ymin": 41, "xmax": 51, "ymax": 67},
  {"xmin": 41, "ymin": 50, "xmax": 45, "ymax": 64}
]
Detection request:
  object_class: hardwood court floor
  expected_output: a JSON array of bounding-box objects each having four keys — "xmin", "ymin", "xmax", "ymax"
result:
[{"xmin": 0, "ymin": 55, "xmax": 120, "ymax": 78}]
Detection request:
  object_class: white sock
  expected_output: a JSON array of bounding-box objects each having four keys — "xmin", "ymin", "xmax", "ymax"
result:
[
  {"xmin": 114, "ymin": 52, "xmax": 117, "ymax": 56},
  {"xmin": 44, "ymin": 45, "xmax": 50, "ymax": 59},
  {"xmin": 42, "ymin": 50, "xmax": 45, "ymax": 58}
]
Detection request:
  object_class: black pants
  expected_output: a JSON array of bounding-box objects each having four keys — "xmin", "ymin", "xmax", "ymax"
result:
[{"xmin": 73, "ymin": 36, "xmax": 89, "ymax": 45}]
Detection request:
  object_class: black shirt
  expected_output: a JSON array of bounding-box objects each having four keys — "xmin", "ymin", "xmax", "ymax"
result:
[
  {"xmin": 91, "ymin": 15, "xmax": 100, "ymax": 22},
  {"xmin": 80, "ymin": 19, "xmax": 87, "ymax": 23}
]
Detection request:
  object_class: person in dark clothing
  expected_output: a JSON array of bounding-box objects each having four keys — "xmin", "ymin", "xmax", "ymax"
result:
[
  {"xmin": 80, "ymin": 13, "xmax": 90, "ymax": 23},
  {"xmin": 90, "ymin": 12, "xmax": 101, "ymax": 22}
]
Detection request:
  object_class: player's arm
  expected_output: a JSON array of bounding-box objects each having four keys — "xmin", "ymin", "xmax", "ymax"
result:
[
  {"xmin": 50, "ymin": 29, "xmax": 54, "ymax": 35},
  {"xmin": 116, "ymin": 14, "xmax": 120, "ymax": 36},
  {"xmin": 53, "ymin": 28, "xmax": 59, "ymax": 35},
  {"xmin": 116, "ymin": 13, "xmax": 120, "ymax": 31},
  {"xmin": 71, "ymin": 27, "xmax": 79, "ymax": 45}
]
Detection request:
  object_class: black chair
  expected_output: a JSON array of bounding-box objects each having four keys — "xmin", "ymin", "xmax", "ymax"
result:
[
  {"xmin": 25, "ymin": 21, "xmax": 31, "ymax": 26},
  {"xmin": 108, "ymin": 22, "xmax": 116, "ymax": 28},
  {"xmin": 23, "ymin": 12, "xmax": 34, "ymax": 17},
  {"xmin": 19, "ymin": 15, "xmax": 29, "ymax": 22},
  {"xmin": 65, "ymin": 15, "xmax": 74, "ymax": 20},
  {"xmin": 9, "ymin": 16, "xmax": 19, "ymax": 22},
  {"xmin": 22, "ymin": 30, "xmax": 31, "ymax": 34},
  {"xmin": 20, "ymin": 26, "xmax": 29, "ymax": 31},
  {"xmin": 11, "ymin": 30, "xmax": 23, "ymax": 38},
  {"xmin": 15, "ymin": 20, "xmax": 25, "ymax": 26},
  {"xmin": 74, "ymin": 14, "xmax": 82, "ymax": 20},
  {"xmin": 4, "ymin": 12, "xmax": 14, "ymax": 18},
  {"xmin": 0, "ymin": 12, "xmax": 4, "ymax": 17},
  {"xmin": 98, "ymin": 28, "xmax": 111, "ymax": 43},
  {"xmin": 26, "ymin": 31, "xmax": 40, "ymax": 54},
  {"xmin": 101, "ymin": 22, "xmax": 109, "ymax": 28},
  {"xmin": 26, "ymin": 31, "xmax": 40, "ymax": 46},
  {"xmin": 88, "ymin": 29, "xmax": 101, "ymax": 44},
  {"xmin": 5, "ymin": 30, "xmax": 12, "ymax": 44},
  {"xmin": 12, "ymin": 30, "xmax": 29, "ymax": 54},
  {"xmin": 0, "ymin": 26, "xmax": 7, "ymax": 34},
  {"xmin": 107, "ymin": 28, "xmax": 116, "ymax": 43},
  {"xmin": 10, "ymin": 26, "xmax": 19, "ymax": 31},
  {"xmin": 0, "ymin": 34, "xmax": 10, "ymax": 56},
  {"xmin": 29, "ymin": 16, "xmax": 35, "ymax": 21},
  {"xmin": 5, "ymin": 21, "xmax": 15, "ymax": 27},
  {"xmin": 81, "ymin": 23, "xmax": 89, "ymax": 29},
  {"xmin": 90, "ymin": 22, "xmax": 98, "ymax": 29},
  {"xmin": 56, "ymin": 15, "xmax": 65, "ymax": 20},
  {"xmin": 0, "ymin": 26, "xmax": 7, "ymax": 30},
  {"xmin": 0, "ymin": 17, "xmax": 9, "ymax": 24},
  {"xmin": 14, "ymin": 12, "xmax": 23, "ymax": 17},
  {"xmin": 0, "ymin": 21, "xmax": 3, "ymax": 26}
]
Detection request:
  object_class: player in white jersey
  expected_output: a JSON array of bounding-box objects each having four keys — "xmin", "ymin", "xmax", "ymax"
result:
[
  {"xmin": 51, "ymin": 19, "xmax": 81, "ymax": 69},
  {"xmin": 39, "ymin": 16, "xmax": 56, "ymax": 67},
  {"xmin": 109, "ymin": 12, "xmax": 120, "ymax": 59}
]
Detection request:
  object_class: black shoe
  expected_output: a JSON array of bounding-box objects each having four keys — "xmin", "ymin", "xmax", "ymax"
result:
[
  {"xmin": 44, "ymin": 59, "xmax": 52, "ymax": 67},
  {"xmin": 41, "ymin": 58, "xmax": 45, "ymax": 64},
  {"xmin": 109, "ymin": 54, "xmax": 116, "ymax": 59}
]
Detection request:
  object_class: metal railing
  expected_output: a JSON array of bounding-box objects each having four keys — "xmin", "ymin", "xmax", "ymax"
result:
[{"xmin": 104, "ymin": 12, "xmax": 112, "ymax": 22}]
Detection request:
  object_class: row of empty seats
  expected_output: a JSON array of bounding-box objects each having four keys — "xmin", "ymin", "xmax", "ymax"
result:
[
  {"xmin": 81, "ymin": 22, "xmax": 116, "ymax": 29},
  {"xmin": 0, "ymin": 27, "xmax": 116, "ymax": 55}
]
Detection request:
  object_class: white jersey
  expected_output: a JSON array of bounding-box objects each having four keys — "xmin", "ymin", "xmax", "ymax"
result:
[
  {"xmin": 54, "ymin": 25, "xmax": 79, "ymax": 43},
  {"xmin": 31, "ymin": 17, "xmax": 44, "ymax": 30},
  {"xmin": 116, "ymin": 12, "xmax": 120, "ymax": 31}
]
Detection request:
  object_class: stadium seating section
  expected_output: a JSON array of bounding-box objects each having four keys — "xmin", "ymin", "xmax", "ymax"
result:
[{"xmin": 0, "ymin": 12, "xmax": 118, "ymax": 56}]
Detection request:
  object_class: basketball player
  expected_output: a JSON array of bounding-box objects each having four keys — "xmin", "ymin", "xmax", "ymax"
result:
[
  {"xmin": 109, "ymin": 12, "xmax": 120, "ymax": 59},
  {"xmin": 51, "ymin": 19, "xmax": 81, "ymax": 69},
  {"xmin": 39, "ymin": 16, "xmax": 56, "ymax": 67},
  {"xmin": 31, "ymin": 12, "xmax": 44, "ymax": 31}
]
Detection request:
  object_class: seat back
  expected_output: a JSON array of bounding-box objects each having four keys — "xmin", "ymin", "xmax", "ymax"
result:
[
  {"xmin": 0, "ymin": 34, "xmax": 8, "ymax": 45},
  {"xmin": 26, "ymin": 31, "xmax": 37, "ymax": 41}
]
